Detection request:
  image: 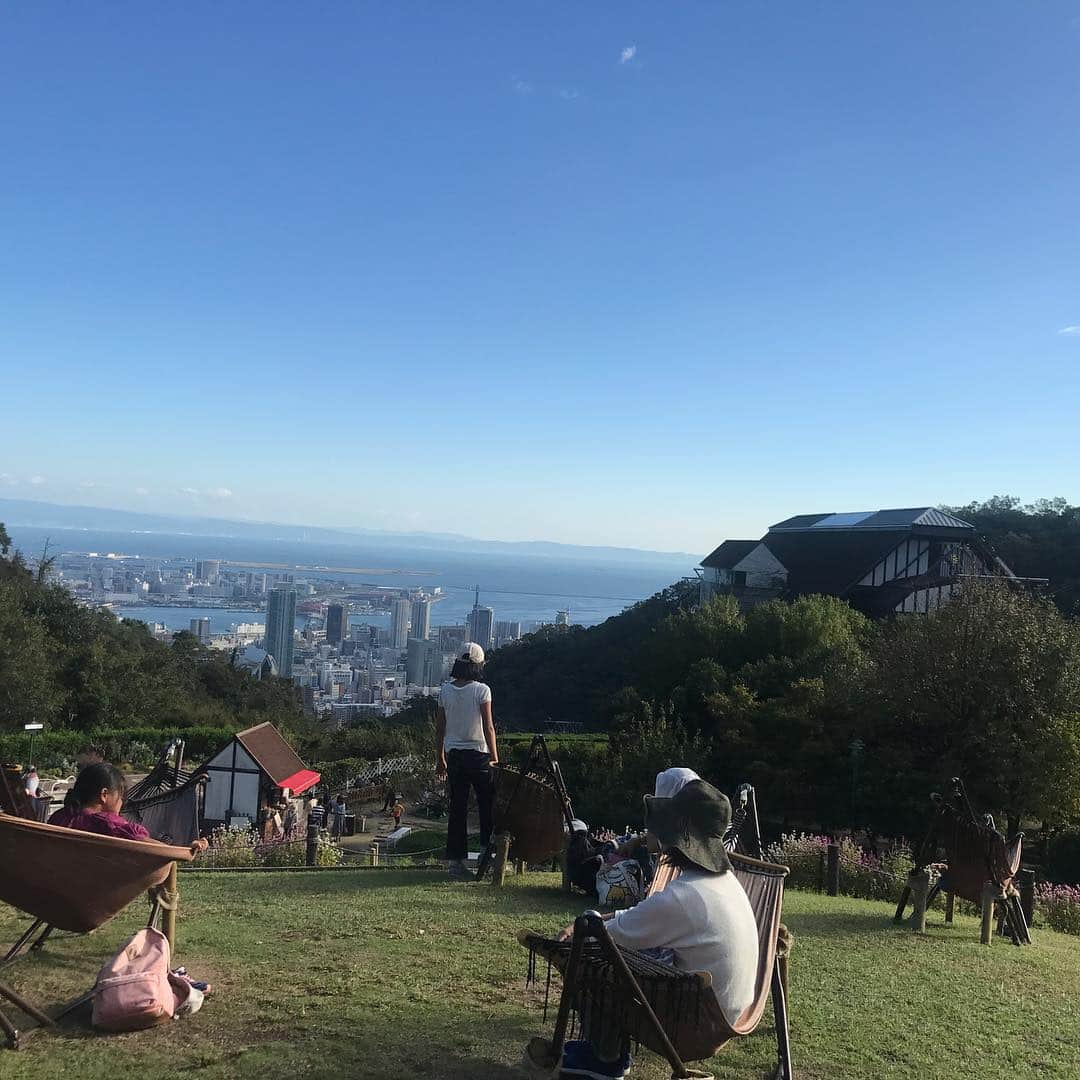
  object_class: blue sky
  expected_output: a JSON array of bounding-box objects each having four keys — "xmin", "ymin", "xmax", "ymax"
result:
[{"xmin": 1, "ymin": 2, "xmax": 1078, "ymax": 553}]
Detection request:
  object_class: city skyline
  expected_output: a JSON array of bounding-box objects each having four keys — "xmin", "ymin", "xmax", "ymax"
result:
[{"xmin": 2, "ymin": 4, "xmax": 1079, "ymax": 552}]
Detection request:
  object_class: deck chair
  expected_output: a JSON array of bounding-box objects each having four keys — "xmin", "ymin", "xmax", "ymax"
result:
[
  {"xmin": 123, "ymin": 738, "xmax": 207, "ymax": 846},
  {"xmin": 478, "ymin": 735, "xmax": 575, "ymax": 880},
  {"xmin": 520, "ymin": 852, "xmax": 794, "ymax": 1079},
  {"xmin": 894, "ymin": 778, "xmax": 1030, "ymax": 945},
  {"xmin": 724, "ymin": 783, "xmax": 765, "ymax": 860},
  {"xmin": 0, "ymin": 813, "xmax": 194, "ymax": 1048}
]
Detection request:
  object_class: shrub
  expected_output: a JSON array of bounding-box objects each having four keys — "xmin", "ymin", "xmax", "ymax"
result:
[
  {"xmin": 200, "ymin": 825, "xmax": 258, "ymax": 868},
  {"xmin": 261, "ymin": 831, "xmax": 343, "ymax": 868},
  {"xmin": 1045, "ymin": 828, "xmax": 1080, "ymax": 886},
  {"xmin": 1036, "ymin": 883, "xmax": 1080, "ymax": 935},
  {"xmin": 765, "ymin": 833, "xmax": 912, "ymax": 903}
]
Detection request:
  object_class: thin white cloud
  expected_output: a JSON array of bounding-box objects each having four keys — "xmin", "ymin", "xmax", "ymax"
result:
[
  {"xmin": 512, "ymin": 78, "xmax": 533, "ymax": 96},
  {"xmin": 1058, "ymin": 325, "xmax": 1080, "ymax": 336},
  {"xmin": 80, "ymin": 480, "xmax": 96, "ymax": 488},
  {"xmin": 178, "ymin": 486, "xmax": 200, "ymax": 497},
  {"xmin": 207, "ymin": 487, "xmax": 233, "ymax": 500},
  {"xmin": 558, "ymin": 88, "xmax": 580, "ymax": 101},
  {"xmin": 620, "ymin": 44, "xmax": 637, "ymax": 64},
  {"xmin": 0, "ymin": 473, "xmax": 18, "ymax": 486},
  {"xmin": 29, "ymin": 475, "xmax": 46, "ymax": 486},
  {"xmin": 135, "ymin": 487, "xmax": 150, "ymax": 496}
]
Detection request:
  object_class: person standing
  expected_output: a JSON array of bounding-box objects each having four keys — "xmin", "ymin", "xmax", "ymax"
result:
[{"xmin": 435, "ymin": 643, "xmax": 498, "ymax": 879}]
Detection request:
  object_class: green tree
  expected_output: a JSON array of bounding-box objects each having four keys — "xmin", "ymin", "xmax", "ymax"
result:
[{"xmin": 865, "ymin": 582, "xmax": 1080, "ymax": 833}]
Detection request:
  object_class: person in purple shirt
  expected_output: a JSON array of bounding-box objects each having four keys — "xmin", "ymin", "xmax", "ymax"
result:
[{"xmin": 49, "ymin": 763, "xmax": 207, "ymax": 855}]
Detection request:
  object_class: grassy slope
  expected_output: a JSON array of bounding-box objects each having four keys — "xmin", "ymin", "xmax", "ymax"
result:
[{"xmin": 0, "ymin": 871, "xmax": 1076, "ymax": 1080}]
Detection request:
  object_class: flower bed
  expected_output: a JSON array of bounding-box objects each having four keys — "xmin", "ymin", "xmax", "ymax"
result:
[
  {"xmin": 1036, "ymin": 882, "xmax": 1080, "ymax": 935},
  {"xmin": 765, "ymin": 832, "xmax": 913, "ymax": 903},
  {"xmin": 198, "ymin": 825, "xmax": 343, "ymax": 868}
]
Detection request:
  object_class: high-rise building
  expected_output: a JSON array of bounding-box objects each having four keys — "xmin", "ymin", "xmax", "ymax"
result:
[
  {"xmin": 406, "ymin": 637, "xmax": 447, "ymax": 687},
  {"xmin": 390, "ymin": 597, "xmax": 410, "ymax": 650},
  {"xmin": 195, "ymin": 559, "xmax": 220, "ymax": 584},
  {"xmin": 410, "ymin": 597, "xmax": 432, "ymax": 641},
  {"xmin": 437, "ymin": 625, "xmax": 467, "ymax": 653},
  {"xmin": 467, "ymin": 599, "xmax": 495, "ymax": 652},
  {"xmin": 264, "ymin": 587, "xmax": 296, "ymax": 677},
  {"xmin": 494, "ymin": 620, "xmax": 522, "ymax": 648},
  {"xmin": 189, "ymin": 617, "xmax": 211, "ymax": 644},
  {"xmin": 555, "ymin": 610, "xmax": 571, "ymax": 627},
  {"xmin": 325, "ymin": 603, "xmax": 348, "ymax": 646}
]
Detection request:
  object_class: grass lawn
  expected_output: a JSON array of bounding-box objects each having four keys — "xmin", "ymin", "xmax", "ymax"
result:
[{"xmin": 1, "ymin": 870, "xmax": 1077, "ymax": 1079}]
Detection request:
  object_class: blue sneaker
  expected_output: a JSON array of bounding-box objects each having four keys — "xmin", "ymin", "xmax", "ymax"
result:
[{"xmin": 560, "ymin": 1039, "xmax": 631, "ymax": 1079}]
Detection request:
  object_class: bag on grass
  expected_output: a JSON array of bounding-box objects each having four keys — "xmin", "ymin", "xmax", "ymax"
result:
[{"xmin": 92, "ymin": 926, "xmax": 197, "ymax": 1032}]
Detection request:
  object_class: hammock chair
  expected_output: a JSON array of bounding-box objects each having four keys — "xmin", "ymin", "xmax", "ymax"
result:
[
  {"xmin": 0, "ymin": 811, "xmax": 194, "ymax": 1048},
  {"xmin": 725, "ymin": 783, "xmax": 764, "ymax": 860},
  {"xmin": 123, "ymin": 738, "xmax": 207, "ymax": 846},
  {"xmin": 477, "ymin": 735, "xmax": 575, "ymax": 878},
  {"xmin": 520, "ymin": 852, "xmax": 794, "ymax": 1080},
  {"xmin": 894, "ymin": 777, "xmax": 1030, "ymax": 945}
]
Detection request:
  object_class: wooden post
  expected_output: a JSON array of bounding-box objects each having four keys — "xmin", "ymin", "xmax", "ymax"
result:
[
  {"xmin": 359, "ymin": 815, "xmax": 367, "ymax": 834},
  {"xmin": 944, "ymin": 891, "xmax": 955, "ymax": 926},
  {"xmin": 515, "ymin": 858, "xmax": 525, "ymax": 876},
  {"xmin": 1018, "ymin": 869, "xmax": 1036, "ymax": 930},
  {"xmin": 492, "ymin": 834, "xmax": 511, "ymax": 888},
  {"xmin": 980, "ymin": 881, "xmax": 996, "ymax": 945},
  {"xmin": 306, "ymin": 822, "xmax": 319, "ymax": 867},
  {"xmin": 826, "ymin": 843, "xmax": 840, "ymax": 897},
  {"xmin": 818, "ymin": 850, "xmax": 827, "ymax": 894},
  {"xmin": 911, "ymin": 869, "xmax": 930, "ymax": 933},
  {"xmin": 370, "ymin": 841, "xmax": 379, "ymax": 867},
  {"xmin": 162, "ymin": 862, "xmax": 178, "ymax": 953}
]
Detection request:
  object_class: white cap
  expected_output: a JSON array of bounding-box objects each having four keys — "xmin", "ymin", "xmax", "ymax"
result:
[
  {"xmin": 460, "ymin": 642, "xmax": 485, "ymax": 664},
  {"xmin": 569, "ymin": 819, "xmax": 588, "ymax": 833},
  {"xmin": 653, "ymin": 767, "xmax": 701, "ymax": 799}
]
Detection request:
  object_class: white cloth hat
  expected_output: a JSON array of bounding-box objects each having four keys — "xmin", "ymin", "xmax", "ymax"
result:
[
  {"xmin": 653, "ymin": 767, "xmax": 701, "ymax": 799},
  {"xmin": 569, "ymin": 819, "xmax": 588, "ymax": 833},
  {"xmin": 460, "ymin": 642, "xmax": 485, "ymax": 664}
]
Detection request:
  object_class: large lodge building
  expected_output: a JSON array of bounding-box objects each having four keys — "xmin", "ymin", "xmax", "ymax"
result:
[{"xmin": 699, "ymin": 507, "xmax": 1018, "ymax": 617}]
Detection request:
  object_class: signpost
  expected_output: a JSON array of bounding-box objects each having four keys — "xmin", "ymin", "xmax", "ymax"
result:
[{"xmin": 24, "ymin": 723, "xmax": 43, "ymax": 769}]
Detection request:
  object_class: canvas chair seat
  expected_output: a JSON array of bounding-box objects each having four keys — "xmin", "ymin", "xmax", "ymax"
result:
[
  {"xmin": 520, "ymin": 852, "xmax": 793, "ymax": 1078},
  {"xmin": 0, "ymin": 815, "xmax": 193, "ymax": 934}
]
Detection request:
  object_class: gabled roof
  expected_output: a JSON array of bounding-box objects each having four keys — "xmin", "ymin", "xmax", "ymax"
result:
[
  {"xmin": 757, "ymin": 530, "xmax": 910, "ymax": 597},
  {"xmin": 234, "ymin": 723, "xmax": 311, "ymax": 788},
  {"xmin": 769, "ymin": 508, "xmax": 973, "ymax": 533},
  {"xmin": 701, "ymin": 539, "xmax": 760, "ymax": 569}
]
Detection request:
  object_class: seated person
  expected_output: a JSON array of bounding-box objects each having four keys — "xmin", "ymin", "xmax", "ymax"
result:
[
  {"xmin": 50, "ymin": 763, "xmax": 207, "ymax": 857},
  {"xmin": 554, "ymin": 768, "xmax": 759, "ymax": 1079}
]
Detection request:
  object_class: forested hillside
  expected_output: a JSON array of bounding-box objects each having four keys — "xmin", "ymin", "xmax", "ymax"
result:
[
  {"xmin": 946, "ymin": 496, "xmax": 1080, "ymax": 614},
  {"xmin": 0, "ymin": 524, "xmax": 303, "ymax": 738}
]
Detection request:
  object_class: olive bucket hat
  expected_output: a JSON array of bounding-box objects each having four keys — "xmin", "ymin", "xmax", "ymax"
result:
[{"xmin": 643, "ymin": 778, "xmax": 733, "ymax": 874}]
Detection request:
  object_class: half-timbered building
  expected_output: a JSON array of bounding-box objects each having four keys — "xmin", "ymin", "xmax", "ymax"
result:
[{"xmin": 699, "ymin": 508, "xmax": 1016, "ymax": 616}]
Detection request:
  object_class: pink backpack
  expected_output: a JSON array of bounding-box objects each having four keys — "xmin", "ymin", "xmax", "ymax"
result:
[{"xmin": 92, "ymin": 927, "xmax": 190, "ymax": 1032}]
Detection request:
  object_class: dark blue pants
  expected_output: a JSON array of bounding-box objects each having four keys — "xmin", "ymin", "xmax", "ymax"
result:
[{"xmin": 446, "ymin": 749, "xmax": 494, "ymax": 860}]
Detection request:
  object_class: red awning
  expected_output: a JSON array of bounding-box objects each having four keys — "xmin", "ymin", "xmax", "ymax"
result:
[{"xmin": 278, "ymin": 769, "xmax": 320, "ymax": 796}]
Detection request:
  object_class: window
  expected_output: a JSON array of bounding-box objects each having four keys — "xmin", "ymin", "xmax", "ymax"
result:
[{"xmin": 730, "ymin": 570, "xmax": 747, "ymax": 587}]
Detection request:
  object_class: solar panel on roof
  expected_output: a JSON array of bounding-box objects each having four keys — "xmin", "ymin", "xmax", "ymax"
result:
[{"xmin": 811, "ymin": 512, "xmax": 875, "ymax": 529}]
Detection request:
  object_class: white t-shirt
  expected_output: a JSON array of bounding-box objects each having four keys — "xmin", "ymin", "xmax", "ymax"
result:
[
  {"xmin": 606, "ymin": 867, "xmax": 759, "ymax": 1026},
  {"xmin": 439, "ymin": 680, "xmax": 493, "ymax": 752},
  {"xmin": 25, "ymin": 775, "xmax": 40, "ymax": 796}
]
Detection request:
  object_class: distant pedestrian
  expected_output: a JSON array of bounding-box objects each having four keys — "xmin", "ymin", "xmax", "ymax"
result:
[
  {"xmin": 24, "ymin": 767, "xmax": 39, "ymax": 797},
  {"xmin": 331, "ymin": 793, "xmax": 347, "ymax": 838},
  {"xmin": 391, "ymin": 798, "xmax": 405, "ymax": 829},
  {"xmin": 381, "ymin": 777, "xmax": 395, "ymax": 812},
  {"xmin": 435, "ymin": 643, "xmax": 498, "ymax": 879}
]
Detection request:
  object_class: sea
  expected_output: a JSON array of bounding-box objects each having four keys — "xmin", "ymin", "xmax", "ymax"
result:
[{"xmin": 9, "ymin": 526, "xmax": 697, "ymax": 635}]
